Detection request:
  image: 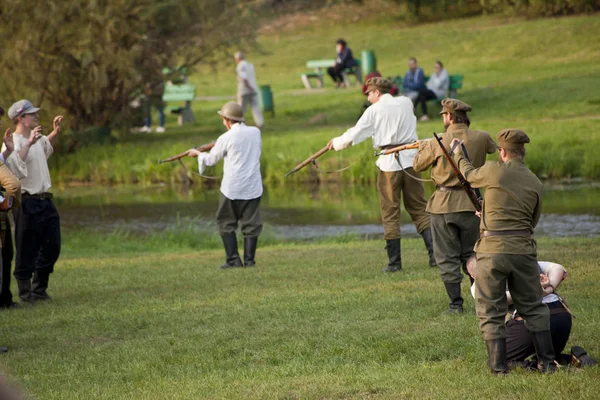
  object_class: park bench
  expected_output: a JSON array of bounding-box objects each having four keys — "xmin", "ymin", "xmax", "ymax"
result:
[
  {"xmin": 392, "ymin": 74, "xmax": 464, "ymax": 101},
  {"xmin": 300, "ymin": 59, "xmax": 362, "ymax": 89},
  {"xmin": 162, "ymin": 83, "xmax": 196, "ymax": 125}
]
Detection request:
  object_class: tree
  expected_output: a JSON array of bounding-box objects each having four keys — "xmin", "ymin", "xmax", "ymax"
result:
[{"xmin": 0, "ymin": 0, "xmax": 261, "ymax": 130}]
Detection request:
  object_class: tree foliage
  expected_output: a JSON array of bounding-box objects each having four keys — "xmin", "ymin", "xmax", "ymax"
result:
[{"xmin": 0, "ymin": 0, "xmax": 261, "ymax": 130}]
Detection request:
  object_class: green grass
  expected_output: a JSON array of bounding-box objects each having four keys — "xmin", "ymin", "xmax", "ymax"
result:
[
  {"xmin": 49, "ymin": 13, "xmax": 600, "ymax": 186},
  {"xmin": 0, "ymin": 236, "xmax": 598, "ymax": 399}
]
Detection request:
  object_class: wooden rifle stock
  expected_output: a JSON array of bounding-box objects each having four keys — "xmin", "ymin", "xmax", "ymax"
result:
[
  {"xmin": 433, "ymin": 132, "xmax": 482, "ymax": 212},
  {"xmin": 285, "ymin": 146, "xmax": 330, "ymax": 177},
  {"xmin": 158, "ymin": 142, "xmax": 215, "ymax": 164},
  {"xmin": 374, "ymin": 141, "xmax": 420, "ymax": 156}
]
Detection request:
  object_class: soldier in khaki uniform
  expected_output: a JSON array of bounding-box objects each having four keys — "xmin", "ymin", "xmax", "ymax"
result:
[
  {"xmin": 451, "ymin": 129, "xmax": 555, "ymax": 374},
  {"xmin": 414, "ymin": 99, "xmax": 496, "ymax": 313}
]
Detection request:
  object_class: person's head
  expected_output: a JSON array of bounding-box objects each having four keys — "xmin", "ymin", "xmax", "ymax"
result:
[
  {"xmin": 408, "ymin": 57, "xmax": 418, "ymax": 71},
  {"xmin": 466, "ymin": 255, "xmax": 477, "ymax": 279},
  {"xmin": 217, "ymin": 101, "xmax": 245, "ymax": 129},
  {"xmin": 8, "ymin": 100, "xmax": 40, "ymax": 131},
  {"xmin": 434, "ymin": 60, "xmax": 444, "ymax": 74},
  {"xmin": 234, "ymin": 51, "xmax": 245, "ymax": 64},
  {"xmin": 336, "ymin": 38, "xmax": 347, "ymax": 53},
  {"xmin": 364, "ymin": 77, "xmax": 392, "ymax": 104},
  {"xmin": 496, "ymin": 129, "xmax": 529, "ymax": 163},
  {"xmin": 439, "ymin": 98, "xmax": 471, "ymax": 128}
]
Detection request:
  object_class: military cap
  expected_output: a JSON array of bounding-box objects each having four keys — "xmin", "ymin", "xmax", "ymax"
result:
[
  {"xmin": 439, "ymin": 98, "xmax": 472, "ymax": 115},
  {"xmin": 217, "ymin": 101, "xmax": 245, "ymax": 122},
  {"xmin": 496, "ymin": 129, "xmax": 530, "ymax": 149},
  {"xmin": 364, "ymin": 77, "xmax": 393, "ymax": 94},
  {"xmin": 8, "ymin": 100, "xmax": 41, "ymax": 120}
]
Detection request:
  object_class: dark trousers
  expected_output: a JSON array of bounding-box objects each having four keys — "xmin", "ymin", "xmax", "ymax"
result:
[
  {"xmin": 14, "ymin": 197, "xmax": 61, "ymax": 280},
  {"xmin": 216, "ymin": 194, "xmax": 262, "ymax": 237},
  {"xmin": 327, "ymin": 65, "xmax": 345, "ymax": 83},
  {"xmin": 506, "ymin": 301, "xmax": 572, "ymax": 361},
  {"xmin": 0, "ymin": 214, "xmax": 14, "ymax": 306},
  {"xmin": 414, "ymin": 89, "xmax": 437, "ymax": 114}
]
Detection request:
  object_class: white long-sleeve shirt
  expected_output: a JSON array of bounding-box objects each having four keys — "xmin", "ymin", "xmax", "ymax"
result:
[
  {"xmin": 331, "ymin": 94, "xmax": 418, "ymax": 171},
  {"xmin": 1, "ymin": 134, "xmax": 53, "ymax": 194},
  {"xmin": 236, "ymin": 60, "xmax": 259, "ymax": 97},
  {"xmin": 426, "ymin": 69, "xmax": 449, "ymax": 99},
  {"xmin": 197, "ymin": 123, "xmax": 263, "ymax": 200}
]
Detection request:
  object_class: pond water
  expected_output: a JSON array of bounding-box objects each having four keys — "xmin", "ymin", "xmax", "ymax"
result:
[{"xmin": 53, "ymin": 181, "xmax": 600, "ymax": 239}]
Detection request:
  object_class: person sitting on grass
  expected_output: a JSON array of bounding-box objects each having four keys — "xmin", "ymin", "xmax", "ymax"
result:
[
  {"xmin": 415, "ymin": 61, "xmax": 449, "ymax": 122},
  {"xmin": 467, "ymin": 256, "xmax": 597, "ymax": 370},
  {"xmin": 327, "ymin": 38, "xmax": 357, "ymax": 88}
]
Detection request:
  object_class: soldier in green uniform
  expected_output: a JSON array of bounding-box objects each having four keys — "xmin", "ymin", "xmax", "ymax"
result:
[
  {"xmin": 450, "ymin": 129, "xmax": 555, "ymax": 374},
  {"xmin": 413, "ymin": 99, "xmax": 496, "ymax": 313}
]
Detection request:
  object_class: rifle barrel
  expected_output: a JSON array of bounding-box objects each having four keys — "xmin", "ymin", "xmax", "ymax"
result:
[
  {"xmin": 158, "ymin": 142, "xmax": 215, "ymax": 164},
  {"xmin": 285, "ymin": 146, "xmax": 330, "ymax": 178},
  {"xmin": 374, "ymin": 141, "xmax": 420, "ymax": 156}
]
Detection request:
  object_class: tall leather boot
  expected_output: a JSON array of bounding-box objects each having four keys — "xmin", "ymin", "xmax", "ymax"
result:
[
  {"xmin": 17, "ymin": 279, "xmax": 35, "ymax": 304},
  {"xmin": 243, "ymin": 236, "xmax": 258, "ymax": 267},
  {"xmin": 485, "ymin": 338, "xmax": 508, "ymax": 374},
  {"xmin": 420, "ymin": 228, "xmax": 436, "ymax": 267},
  {"xmin": 382, "ymin": 239, "xmax": 401, "ymax": 273},
  {"xmin": 443, "ymin": 282, "xmax": 464, "ymax": 313},
  {"xmin": 532, "ymin": 330, "xmax": 557, "ymax": 373},
  {"xmin": 32, "ymin": 271, "xmax": 52, "ymax": 301},
  {"xmin": 220, "ymin": 233, "xmax": 243, "ymax": 269}
]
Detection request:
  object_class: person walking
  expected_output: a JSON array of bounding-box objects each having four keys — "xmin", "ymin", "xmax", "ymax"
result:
[
  {"xmin": 234, "ymin": 51, "xmax": 264, "ymax": 129},
  {"xmin": 187, "ymin": 101, "xmax": 262, "ymax": 269},
  {"xmin": 413, "ymin": 99, "xmax": 496, "ymax": 313}
]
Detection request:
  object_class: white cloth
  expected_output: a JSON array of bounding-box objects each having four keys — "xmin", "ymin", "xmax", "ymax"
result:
[
  {"xmin": 197, "ymin": 123, "xmax": 263, "ymax": 200},
  {"xmin": 2, "ymin": 133, "xmax": 53, "ymax": 194},
  {"xmin": 236, "ymin": 60, "xmax": 259, "ymax": 96},
  {"xmin": 331, "ymin": 94, "xmax": 418, "ymax": 171},
  {"xmin": 426, "ymin": 68, "xmax": 450, "ymax": 99}
]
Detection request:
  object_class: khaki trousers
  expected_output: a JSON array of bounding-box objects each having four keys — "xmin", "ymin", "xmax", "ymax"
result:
[
  {"xmin": 377, "ymin": 168, "xmax": 430, "ymax": 240},
  {"xmin": 475, "ymin": 253, "xmax": 550, "ymax": 341},
  {"xmin": 216, "ymin": 194, "xmax": 262, "ymax": 237},
  {"xmin": 238, "ymin": 94, "xmax": 264, "ymax": 127}
]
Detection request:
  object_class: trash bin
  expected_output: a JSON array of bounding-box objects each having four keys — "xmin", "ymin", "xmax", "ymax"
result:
[
  {"xmin": 361, "ymin": 50, "xmax": 377, "ymax": 76},
  {"xmin": 259, "ymin": 85, "xmax": 275, "ymax": 117}
]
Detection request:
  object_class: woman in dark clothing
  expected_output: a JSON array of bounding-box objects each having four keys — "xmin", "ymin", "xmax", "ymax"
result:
[{"xmin": 327, "ymin": 38, "xmax": 357, "ymax": 88}]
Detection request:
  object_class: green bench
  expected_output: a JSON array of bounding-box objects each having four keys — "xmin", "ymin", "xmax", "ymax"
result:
[
  {"xmin": 393, "ymin": 74, "xmax": 464, "ymax": 99},
  {"xmin": 162, "ymin": 83, "xmax": 196, "ymax": 125},
  {"xmin": 300, "ymin": 59, "xmax": 362, "ymax": 89}
]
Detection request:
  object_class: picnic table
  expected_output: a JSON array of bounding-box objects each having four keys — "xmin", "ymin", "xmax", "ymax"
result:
[{"xmin": 300, "ymin": 59, "xmax": 362, "ymax": 89}]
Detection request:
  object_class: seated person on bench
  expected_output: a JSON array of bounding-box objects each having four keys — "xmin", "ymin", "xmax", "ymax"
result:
[
  {"xmin": 327, "ymin": 38, "xmax": 357, "ymax": 88},
  {"xmin": 415, "ymin": 61, "xmax": 449, "ymax": 121}
]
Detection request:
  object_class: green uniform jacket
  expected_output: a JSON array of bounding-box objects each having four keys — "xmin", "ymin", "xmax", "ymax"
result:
[
  {"xmin": 453, "ymin": 154, "xmax": 542, "ymax": 255},
  {"xmin": 413, "ymin": 123, "xmax": 496, "ymax": 214},
  {"xmin": 0, "ymin": 160, "xmax": 21, "ymax": 208}
]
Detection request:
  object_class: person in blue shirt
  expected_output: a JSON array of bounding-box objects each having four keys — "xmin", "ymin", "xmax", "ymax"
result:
[
  {"xmin": 327, "ymin": 38, "xmax": 357, "ymax": 88},
  {"xmin": 403, "ymin": 57, "xmax": 425, "ymax": 103}
]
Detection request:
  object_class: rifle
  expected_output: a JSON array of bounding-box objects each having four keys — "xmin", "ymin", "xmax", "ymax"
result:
[
  {"xmin": 158, "ymin": 142, "xmax": 215, "ymax": 164},
  {"xmin": 374, "ymin": 141, "xmax": 421, "ymax": 156},
  {"xmin": 433, "ymin": 132, "xmax": 482, "ymax": 212},
  {"xmin": 285, "ymin": 146, "xmax": 330, "ymax": 177}
]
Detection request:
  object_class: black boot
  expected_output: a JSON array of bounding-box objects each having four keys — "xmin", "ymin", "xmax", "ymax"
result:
[
  {"xmin": 243, "ymin": 236, "xmax": 258, "ymax": 267},
  {"xmin": 220, "ymin": 233, "xmax": 243, "ymax": 269},
  {"xmin": 420, "ymin": 228, "xmax": 436, "ymax": 267},
  {"xmin": 16, "ymin": 279, "xmax": 34, "ymax": 304},
  {"xmin": 532, "ymin": 330, "xmax": 557, "ymax": 373},
  {"xmin": 32, "ymin": 271, "xmax": 52, "ymax": 301},
  {"xmin": 485, "ymin": 339, "xmax": 508, "ymax": 374},
  {"xmin": 443, "ymin": 282, "xmax": 464, "ymax": 313},
  {"xmin": 382, "ymin": 239, "xmax": 401, "ymax": 272}
]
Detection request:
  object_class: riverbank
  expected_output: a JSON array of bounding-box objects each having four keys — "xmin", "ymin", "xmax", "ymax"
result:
[
  {"xmin": 0, "ymin": 237, "xmax": 598, "ymax": 399},
  {"xmin": 49, "ymin": 14, "xmax": 600, "ymax": 185}
]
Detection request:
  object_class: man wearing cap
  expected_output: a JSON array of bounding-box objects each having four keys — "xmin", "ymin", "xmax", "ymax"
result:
[
  {"xmin": 450, "ymin": 129, "xmax": 555, "ymax": 374},
  {"xmin": 187, "ymin": 101, "xmax": 262, "ymax": 269},
  {"xmin": 327, "ymin": 77, "xmax": 435, "ymax": 272},
  {"xmin": 2, "ymin": 100, "xmax": 63, "ymax": 304},
  {"xmin": 413, "ymin": 99, "xmax": 496, "ymax": 313},
  {"xmin": 234, "ymin": 51, "xmax": 264, "ymax": 129}
]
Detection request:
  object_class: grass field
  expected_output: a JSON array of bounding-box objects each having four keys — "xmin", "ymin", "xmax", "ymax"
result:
[
  {"xmin": 49, "ymin": 13, "xmax": 600, "ymax": 186},
  {"xmin": 0, "ymin": 236, "xmax": 598, "ymax": 399}
]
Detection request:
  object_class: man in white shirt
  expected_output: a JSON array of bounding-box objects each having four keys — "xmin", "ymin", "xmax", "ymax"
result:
[
  {"xmin": 188, "ymin": 101, "xmax": 263, "ymax": 269},
  {"xmin": 3, "ymin": 100, "xmax": 63, "ymax": 303},
  {"xmin": 235, "ymin": 51, "xmax": 264, "ymax": 129},
  {"xmin": 327, "ymin": 77, "xmax": 434, "ymax": 272}
]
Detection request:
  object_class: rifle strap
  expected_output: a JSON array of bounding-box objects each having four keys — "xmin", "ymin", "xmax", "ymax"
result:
[
  {"xmin": 394, "ymin": 153, "xmax": 432, "ymax": 182},
  {"xmin": 310, "ymin": 158, "xmax": 355, "ymax": 174},
  {"xmin": 177, "ymin": 159, "xmax": 220, "ymax": 180}
]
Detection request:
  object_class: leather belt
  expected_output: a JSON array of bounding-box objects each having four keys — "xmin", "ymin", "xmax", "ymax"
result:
[
  {"xmin": 435, "ymin": 185, "xmax": 462, "ymax": 192},
  {"xmin": 480, "ymin": 229, "xmax": 531, "ymax": 238},
  {"xmin": 23, "ymin": 192, "xmax": 53, "ymax": 200}
]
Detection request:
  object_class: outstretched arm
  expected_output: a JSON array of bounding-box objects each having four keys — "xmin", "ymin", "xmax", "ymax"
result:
[{"xmin": 328, "ymin": 109, "xmax": 375, "ymax": 151}]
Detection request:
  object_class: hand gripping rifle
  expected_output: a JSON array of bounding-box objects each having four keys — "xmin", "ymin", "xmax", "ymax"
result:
[
  {"xmin": 433, "ymin": 132, "xmax": 482, "ymax": 212},
  {"xmin": 285, "ymin": 146, "xmax": 330, "ymax": 178},
  {"xmin": 158, "ymin": 142, "xmax": 215, "ymax": 164},
  {"xmin": 374, "ymin": 141, "xmax": 421, "ymax": 156}
]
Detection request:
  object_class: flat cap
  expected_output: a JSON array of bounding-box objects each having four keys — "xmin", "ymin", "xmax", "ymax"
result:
[
  {"xmin": 439, "ymin": 98, "xmax": 472, "ymax": 115},
  {"xmin": 364, "ymin": 77, "xmax": 393, "ymax": 94},
  {"xmin": 497, "ymin": 129, "xmax": 530, "ymax": 149},
  {"xmin": 8, "ymin": 99, "xmax": 40, "ymax": 120}
]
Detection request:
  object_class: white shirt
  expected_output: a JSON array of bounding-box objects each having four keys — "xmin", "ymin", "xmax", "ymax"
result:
[
  {"xmin": 236, "ymin": 60, "xmax": 259, "ymax": 96},
  {"xmin": 426, "ymin": 68, "xmax": 449, "ymax": 99},
  {"xmin": 2, "ymin": 134, "xmax": 53, "ymax": 194},
  {"xmin": 332, "ymin": 94, "xmax": 418, "ymax": 171},
  {"xmin": 197, "ymin": 123, "xmax": 263, "ymax": 200}
]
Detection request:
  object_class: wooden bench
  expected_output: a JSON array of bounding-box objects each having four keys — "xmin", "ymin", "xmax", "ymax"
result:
[
  {"xmin": 162, "ymin": 83, "xmax": 196, "ymax": 125},
  {"xmin": 300, "ymin": 59, "xmax": 361, "ymax": 89}
]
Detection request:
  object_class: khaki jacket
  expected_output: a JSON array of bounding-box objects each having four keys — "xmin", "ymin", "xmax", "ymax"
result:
[
  {"xmin": 413, "ymin": 124, "xmax": 496, "ymax": 213},
  {"xmin": 0, "ymin": 160, "xmax": 21, "ymax": 209}
]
